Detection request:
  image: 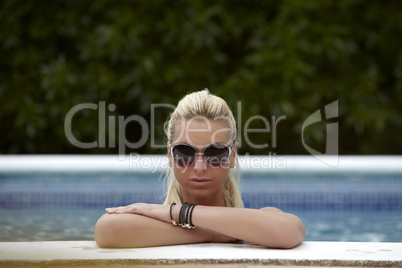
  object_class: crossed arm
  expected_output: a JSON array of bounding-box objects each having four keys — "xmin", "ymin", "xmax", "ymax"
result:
[{"xmin": 95, "ymin": 203, "xmax": 305, "ymax": 249}]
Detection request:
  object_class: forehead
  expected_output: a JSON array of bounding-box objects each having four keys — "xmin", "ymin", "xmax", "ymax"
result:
[{"xmin": 172, "ymin": 118, "xmax": 231, "ymax": 147}]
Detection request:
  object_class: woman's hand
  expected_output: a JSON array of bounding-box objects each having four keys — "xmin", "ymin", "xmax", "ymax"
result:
[{"xmin": 105, "ymin": 203, "xmax": 172, "ymax": 223}]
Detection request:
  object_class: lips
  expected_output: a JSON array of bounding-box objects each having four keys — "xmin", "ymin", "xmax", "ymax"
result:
[
  {"xmin": 191, "ymin": 177, "xmax": 210, "ymax": 186},
  {"xmin": 191, "ymin": 177, "xmax": 210, "ymax": 182}
]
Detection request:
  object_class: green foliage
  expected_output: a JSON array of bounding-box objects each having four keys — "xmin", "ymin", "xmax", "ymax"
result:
[{"xmin": 1, "ymin": 0, "xmax": 401, "ymax": 155}]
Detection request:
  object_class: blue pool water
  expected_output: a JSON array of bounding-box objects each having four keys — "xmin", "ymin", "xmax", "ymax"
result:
[{"xmin": 1, "ymin": 170, "xmax": 401, "ymax": 242}]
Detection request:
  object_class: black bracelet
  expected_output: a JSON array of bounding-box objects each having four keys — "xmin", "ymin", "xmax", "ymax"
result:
[
  {"xmin": 170, "ymin": 203, "xmax": 177, "ymax": 226},
  {"xmin": 184, "ymin": 203, "xmax": 192, "ymax": 228},
  {"xmin": 183, "ymin": 203, "xmax": 191, "ymax": 228},
  {"xmin": 179, "ymin": 202, "xmax": 189, "ymax": 227},
  {"xmin": 175, "ymin": 202, "xmax": 197, "ymax": 229},
  {"xmin": 188, "ymin": 204, "xmax": 197, "ymax": 228},
  {"xmin": 178, "ymin": 203, "xmax": 184, "ymax": 226}
]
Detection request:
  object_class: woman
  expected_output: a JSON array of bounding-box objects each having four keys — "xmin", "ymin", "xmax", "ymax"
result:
[{"xmin": 95, "ymin": 89, "xmax": 305, "ymax": 248}]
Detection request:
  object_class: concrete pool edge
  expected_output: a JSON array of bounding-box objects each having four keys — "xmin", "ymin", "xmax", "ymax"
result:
[
  {"xmin": 1, "ymin": 155, "xmax": 402, "ymax": 174},
  {"xmin": 0, "ymin": 241, "xmax": 401, "ymax": 267}
]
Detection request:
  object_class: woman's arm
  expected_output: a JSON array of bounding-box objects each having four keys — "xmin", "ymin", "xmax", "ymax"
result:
[
  {"xmin": 98, "ymin": 204, "xmax": 305, "ymax": 249},
  {"xmin": 95, "ymin": 212, "xmax": 229, "ymax": 248},
  {"xmin": 190, "ymin": 206, "xmax": 305, "ymax": 248}
]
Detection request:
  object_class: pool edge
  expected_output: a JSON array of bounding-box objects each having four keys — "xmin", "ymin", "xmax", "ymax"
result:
[{"xmin": 0, "ymin": 241, "xmax": 401, "ymax": 267}]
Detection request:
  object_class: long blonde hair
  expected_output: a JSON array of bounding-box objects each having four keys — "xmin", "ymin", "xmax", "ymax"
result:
[{"xmin": 163, "ymin": 89, "xmax": 243, "ymax": 208}]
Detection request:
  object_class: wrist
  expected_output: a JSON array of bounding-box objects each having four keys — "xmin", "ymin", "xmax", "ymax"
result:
[{"xmin": 169, "ymin": 203, "xmax": 197, "ymax": 228}]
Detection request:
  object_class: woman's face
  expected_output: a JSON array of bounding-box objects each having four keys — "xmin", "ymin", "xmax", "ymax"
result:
[{"xmin": 168, "ymin": 118, "xmax": 237, "ymax": 206}]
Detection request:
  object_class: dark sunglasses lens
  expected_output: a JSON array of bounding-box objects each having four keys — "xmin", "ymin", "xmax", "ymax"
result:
[
  {"xmin": 204, "ymin": 144, "xmax": 230, "ymax": 167},
  {"xmin": 173, "ymin": 145, "xmax": 196, "ymax": 167}
]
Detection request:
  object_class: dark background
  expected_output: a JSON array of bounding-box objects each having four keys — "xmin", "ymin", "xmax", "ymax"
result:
[{"xmin": 1, "ymin": 0, "xmax": 401, "ymax": 155}]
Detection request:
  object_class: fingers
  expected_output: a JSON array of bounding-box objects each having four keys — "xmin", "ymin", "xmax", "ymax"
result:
[
  {"xmin": 104, "ymin": 203, "xmax": 169, "ymax": 223},
  {"xmin": 105, "ymin": 205, "xmax": 132, "ymax": 214},
  {"xmin": 105, "ymin": 203, "xmax": 146, "ymax": 214},
  {"xmin": 105, "ymin": 207, "xmax": 122, "ymax": 214}
]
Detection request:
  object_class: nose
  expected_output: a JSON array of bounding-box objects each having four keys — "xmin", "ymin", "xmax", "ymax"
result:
[{"xmin": 193, "ymin": 153, "xmax": 207, "ymax": 171}]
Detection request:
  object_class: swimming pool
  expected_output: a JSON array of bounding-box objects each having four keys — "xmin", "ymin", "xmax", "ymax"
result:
[{"xmin": 1, "ymin": 155, "xmax": 401, "ymax": 242}]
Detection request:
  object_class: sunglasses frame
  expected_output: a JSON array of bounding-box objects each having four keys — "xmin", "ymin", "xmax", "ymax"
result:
[{"xmin": 170, "ymin": 142, "xmax": 235, "ymax": 168}]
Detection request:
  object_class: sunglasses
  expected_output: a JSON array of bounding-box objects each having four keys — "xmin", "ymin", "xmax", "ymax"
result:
[{"xmin": 170, "ymin": 142, "xmax": 234, "ymax": 168}]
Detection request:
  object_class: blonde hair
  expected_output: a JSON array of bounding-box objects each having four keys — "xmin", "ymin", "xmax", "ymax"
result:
[{"xmin": 163, "ymin": 89, "xmax": 243, "ymax": 208}]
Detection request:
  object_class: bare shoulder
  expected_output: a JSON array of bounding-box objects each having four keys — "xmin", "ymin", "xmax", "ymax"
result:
[{"xmin": 259, "ymin": 207, "xmax": 284, "ymax": 213}]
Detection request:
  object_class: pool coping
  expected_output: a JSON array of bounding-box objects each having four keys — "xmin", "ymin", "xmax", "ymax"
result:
[
  {"xmin": 1, "ymin": 155, "xmax": 402, "ymax": 174},
  {"xmin": 0, "ymin": 241, "xmax": 401, "ymax": 267}
]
